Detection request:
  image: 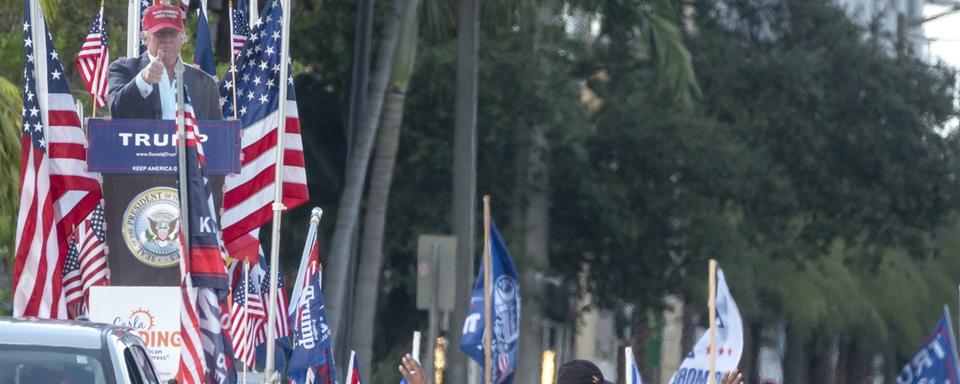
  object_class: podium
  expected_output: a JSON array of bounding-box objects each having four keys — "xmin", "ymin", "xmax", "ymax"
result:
[{"xmin": 87, "ymin": 118, "xmax": 240, "ymax": 286}]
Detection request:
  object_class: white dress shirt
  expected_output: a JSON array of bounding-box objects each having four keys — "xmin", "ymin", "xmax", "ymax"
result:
[{"xmin": 134, "ymin": 53, "xmax": 180, "ymax": 120}]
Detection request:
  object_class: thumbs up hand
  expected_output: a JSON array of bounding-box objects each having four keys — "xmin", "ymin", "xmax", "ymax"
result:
[{"xmin": 140, "ymin": 49, "xmax": 167, "ymax": 84}]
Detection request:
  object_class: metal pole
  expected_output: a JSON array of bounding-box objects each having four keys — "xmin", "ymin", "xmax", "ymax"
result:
[
  {"xmin": 127, "ymin": 0, "xmax": 140, "ymax": 58},
  {"xmin": 707, "ymin": 259, "xmax": 718, "ymax": 384},
  {"xmin": 425, "ymin": 243, "xmax": 440, "ymax": 380},
  {"xmin": 264, "ymin": 0, "xmax": 292, "ymax": 379},
  {"xmin": 248, "ymin": 0, "xmax": 258, "ymax": 29},
  {"xmin": 482, "ymin": 196, "xmax": 491, "ymax": 384},
  {"xmin": 175, "ymin": 61, "xmax": 189, "ymax": 258}
]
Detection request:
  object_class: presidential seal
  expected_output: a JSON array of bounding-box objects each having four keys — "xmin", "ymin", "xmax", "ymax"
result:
[{"xmin": 122, "ymin": 187, "xmax": 181, "ymax": 267}]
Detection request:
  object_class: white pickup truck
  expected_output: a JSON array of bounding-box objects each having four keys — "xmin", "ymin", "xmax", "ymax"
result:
[{"xmin": 0, "ymin": 317, "xmax": 163, "ymax": 384}]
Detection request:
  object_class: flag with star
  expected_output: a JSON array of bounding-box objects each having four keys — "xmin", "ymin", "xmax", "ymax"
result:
[
  {"xmin": 218, "ymin": 0, "xmax": 307, "ymax": 262},
  {"xmin": 667, "ymin": 265, "xmax": 743, "ymax": 384},
  {"xmin": 14, "ymin": 0, "xmax": 102, "ymax": 319},
  {"xmin": 229, "ymin": 0, "xmax": 250, "ymax": 59},
  {"xmin": 62, "ymin": 203, "xmax": 110, "ymax": 319},
  {"xmin": 75, "ymin": 6, "xmax": 109, "ymax": 109}
]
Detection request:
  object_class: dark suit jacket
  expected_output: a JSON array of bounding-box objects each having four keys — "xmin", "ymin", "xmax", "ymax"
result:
[{"xmin": 107, "ymin": 55, "xmax": 223, "ymax": 120}]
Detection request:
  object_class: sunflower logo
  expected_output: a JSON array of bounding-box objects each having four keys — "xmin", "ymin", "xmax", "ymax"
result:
[{"xmin": 128, "ymin": 308, "xmax": 157, "ymax": 330}]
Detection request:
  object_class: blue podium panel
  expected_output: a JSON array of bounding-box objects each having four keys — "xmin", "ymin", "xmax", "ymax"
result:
[
  {"xmin": 88, "ymin": 118, "xmax": 238, "ymax": 286},
  {"xmin": 87, "ymin": 118, "xmax": 241, "ymax": 175}
]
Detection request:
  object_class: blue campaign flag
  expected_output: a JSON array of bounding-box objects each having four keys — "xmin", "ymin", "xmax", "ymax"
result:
[
  {"xmin": 287, "ymin": 223, "xmax": 337, "ymax": 384},
  {"xmin": 459, "ymin": 220, "xmax": 520, "ymax": 384},
  {"xmin": 897, "ymin": 310, "xmax": 960, "ymax": 384},
  {"xmin": 194, "ymin": 7, "xmax": 216, "ymax": 77}
]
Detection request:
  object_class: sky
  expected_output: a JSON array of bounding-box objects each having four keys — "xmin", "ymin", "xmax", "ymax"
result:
[
  {"xmin": 923, "ymin": 4, "xmax": 960, "ymax": 68},
  {"xmin": 923, "ymin": 4, "xmax": 959, "ymax": 133}
]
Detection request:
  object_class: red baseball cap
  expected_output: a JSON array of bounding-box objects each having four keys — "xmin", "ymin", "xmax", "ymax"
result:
[{"xmin": 142, "ymin": 4, "xmax": 184, "ymax": 33}]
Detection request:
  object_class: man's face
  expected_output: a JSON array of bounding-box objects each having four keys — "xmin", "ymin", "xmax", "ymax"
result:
[{"xmin": 142, "ymin": 28, "xmax": 185, "ymax": 61}]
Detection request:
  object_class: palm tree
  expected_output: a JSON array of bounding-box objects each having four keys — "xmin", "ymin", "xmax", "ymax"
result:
[
  {"xmin": 349, "ymin": 0, "xmax": 422, "ymax": 377},
  {"xmin": 0, "ymin": 76, "xmax": 22, "ymax": 273},
  {"xmin": 324, "ymin": 0, "xmax": 408, "ymax": 352}
]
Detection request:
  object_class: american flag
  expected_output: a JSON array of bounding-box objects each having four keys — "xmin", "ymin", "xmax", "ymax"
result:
[
  {"xmin": 219, "ymin": 0, "xmax": 308, "ymax": 262},
  {"xmin": 229, "ymin": 262, "xmax": 265, "ymax": 367},
  {"xmin": 176, "ymin": 85, "xmax": 236, "ymax": 384},
  {"xmin": 345, "ymin": 351, "xmax": 363, "ymax": 384},
  {"xmin": 75, "ymin": 7, "xmax": 108, "ymax": 109},
  {"xmin": 62, "ymin": 203, "xmax": 109, "ymax": 318},
  {"xmin": 138, "ymin": 0, "xmax": 149, "ymax": 55},
  {"xmin": 256, "ymin": 251, "xmax": 290, "ymax": 341},
  {"xmin": 229, "ymin": 0, "xmax": 250, "ymax": 58},
  {"xmin": 14, "ymin": 0, "xmax": 102, "ymax": 319}
]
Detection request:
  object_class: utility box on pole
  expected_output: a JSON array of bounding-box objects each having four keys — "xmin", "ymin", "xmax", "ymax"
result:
[
  {"xmin": 416, "ymin": 235, "xmax": 458, "ymax": 311},
  {"xmin": 417, "ymin": 234, "xmax": 458, "ymax": 382}
]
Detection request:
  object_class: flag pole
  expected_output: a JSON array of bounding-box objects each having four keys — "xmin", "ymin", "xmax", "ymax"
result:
[
  {"xmin": 174, "ymin": 61, "xmax": 190, "ymax": 260},
  {"xmin": 264, "ymin": 0, "xmax": 293, "ymax": 377},
  {"xmin": 91, "ymin": 1, "xmax": 105, "ymax": 119},
  {"xmin": 126, "ymin": 0, "xmax": 140, "ymax": 58},
  {"xmin": 248, "ymin": 0, "xmax": 258, "ymax": 29},
  {"xmin": 228, "ymin": 0, "xmax": 238, "ymax": 121},
  {"xmin": 943, "ymin": 304, "xmax": 960, "ymax": 383},
  {"xmin": 707, "ymin": 259, "xmax": 717, "ymax": 384},
  {"xmin": 482, "ymin": 195, "xmax": 492, "ymax": 384},
  {"xmin": 346, "ymin": 350, "xmax": 357, "ymax": 384},
  {"xmin": 624, "ymin": 346, "xmax": 633, "ymax": 384}
]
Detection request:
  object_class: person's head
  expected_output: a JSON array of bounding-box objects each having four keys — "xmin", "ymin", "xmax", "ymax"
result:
[
  {"xmin": 140, "ymin": 2, "xmax": 185, "ymax": 67},
  {"xmin": 557, "ymin": 360, "xmax": 612, "ymax": 384}
]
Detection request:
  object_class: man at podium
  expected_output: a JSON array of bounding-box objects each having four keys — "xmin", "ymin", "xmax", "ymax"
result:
[
  {"xmin": 107, "ymin": 2, "xmax": 222, "ymax": 120},
  {"xmin": 97, "ymin": 1, "xmax": 230, "ymax": 286}
]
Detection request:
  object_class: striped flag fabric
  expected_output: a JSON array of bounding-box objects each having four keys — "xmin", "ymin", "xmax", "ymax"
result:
[
  {"xmin": 75, "ymin": 6, "xmax": 109, "ymax": 109},
  {"xmin": 15, "ymin": 0, "xmax": 102, "ymax": 319},
  {"xmin": 229, "ymin": 262, "xmax": 265, "ymax": 367},
  {"xmin": 62, "ymin": 203, "xmax": 110, "ymax": 318},
  {"xmin": 345, "ymin": 351, "xmax": 362, "ymax": 384},
  {"xmin": 229, "ymin": 0, "xmax": 250, "ymax": 58},
  {"xmin": 256, "ymin": 251, "xmax": 290, "ymax": 341},
  {"xmin": 218, "ymin": 0, "xmax": 308, "ymax": 262},
  {"xmin": 138, "ymin": 0, "xmax": 149, "ymax": 55},
  {"xmin": 625, "ymin": 347, "xmax": 644, "ymax": 384},
  {"xmin": 175, "ymin": 84, "xmax": 236, "ymax": 384}
]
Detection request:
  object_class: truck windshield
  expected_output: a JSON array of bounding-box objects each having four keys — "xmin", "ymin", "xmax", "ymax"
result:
[{"xmin": 0, "ymin": 346, "xmax": 112, "ymax": 384}]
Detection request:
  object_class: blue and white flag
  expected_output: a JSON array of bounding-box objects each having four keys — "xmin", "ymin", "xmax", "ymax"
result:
[
  {"xmin": 625, "ymin": 347, "xmax": 643, "ymax": 384},
  {"xmin": 460, "ymin": 220, "xmax": 520, "ymax": 384},
  {"xmin": 896, "ymin": 310, "xmax": 960, "ymax": 384},
  {"xmin": 669, "ymin": 266, "xmax": 743, "ymax": 384},
  {"xmin": 287, "ymin": 219, "xmax": 337, "ymax": 384}
]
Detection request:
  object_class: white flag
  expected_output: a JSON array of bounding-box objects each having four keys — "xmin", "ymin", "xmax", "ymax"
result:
[{"xmin": 668, "ymin": 267, "xmax": 743, "ymax": 384}]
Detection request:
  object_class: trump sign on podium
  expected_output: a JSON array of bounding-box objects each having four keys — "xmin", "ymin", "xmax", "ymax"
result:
[{"xmin": 669, "ymin": 264, "xmax": 743, "ymax": 384}]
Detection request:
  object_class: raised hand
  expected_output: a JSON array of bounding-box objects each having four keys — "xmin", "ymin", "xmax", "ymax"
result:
[
  {"xmin": 398, "ymin": 353, "xmax": 427, "ymax": 384},
  {"xmin": 721, "ymin": 369, "xmax": 744, "ymax": 384},
  {"xmin": 140, "ymin": 49, "xmax": 167, "ymax": 84}
]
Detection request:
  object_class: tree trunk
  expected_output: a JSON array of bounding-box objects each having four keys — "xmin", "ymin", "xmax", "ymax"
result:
[
  {"xmin": 447, "ymin": 0, "xmax": 480, "ymax": 381},
  {"xmin": 347, "ymin": 0, "xmax": 421, "ymax": 375},
  {"xmin": 783, "ymin": 327, "xmax": 807, "ymax": 384},
  {"xmin": 325, "ymin": 0, "xmax": 406, "ymax": 356},
  {"xmin": 349, "ymin": 86, "xmax": 406, "ymax": 379}
]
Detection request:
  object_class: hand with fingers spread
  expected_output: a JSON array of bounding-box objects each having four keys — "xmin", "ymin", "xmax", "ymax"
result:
[
  {"xmin": 140, "ymin": 49, "xmax": 167, "ymax": 84},
  {"xmin": 398, "ymin": 353, "xmax": 428, "ymax": 384},
  {"xmin": 721, "ymin": 369, "xmax": 744, "ymax": 384}
]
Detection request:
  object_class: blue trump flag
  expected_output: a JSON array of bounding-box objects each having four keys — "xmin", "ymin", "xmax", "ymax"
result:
[
  {"xmin": 287, "ymin": 218, "xmax": 337, "ymax": 384},
  {"xmin": 194, "ymin": 6, "xmax": 216, "ymax": 77},
  {"xmin": 460, "ymin": 220, "xmax": 520, "ymax": 384},
  {"xmin": 897, "ymin": 309, "xmax": 960, "ymax": 384}
]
